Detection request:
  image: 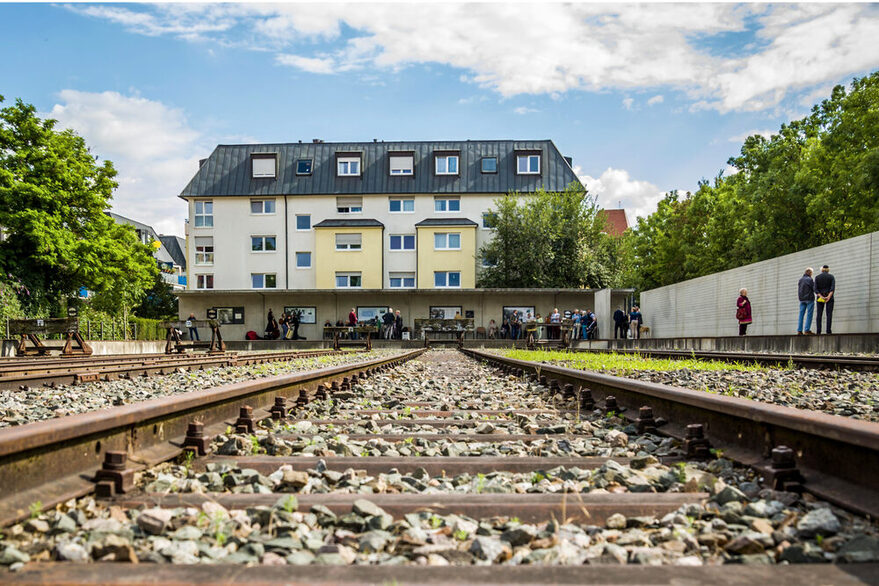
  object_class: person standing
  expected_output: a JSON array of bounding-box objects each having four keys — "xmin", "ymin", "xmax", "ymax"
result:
[
  {"xmin": 394, "ymin": 309, "xmax": 403, "ymax": 339},
  {"xmin": 613, "ymin": 307, "xmax": 628, "ymax": 339},
  {"xmin": 265, "ymin": 309, "xmax": 279, "ymax": 340},
  {"xmin": 736, "ymin": 288, "xmax": 752, "ymax": 336},
  {"xmin": 279, "ymin": 312, "xmax": 288, "ymax": 340},
  {"xmin": 550, "ymin": 308, "xmax": 561, "ymax": 339},
  {"xmin": 815, "ymin": 265, "xmax": 835, "ymax": 335},
  {"xmin": 348, "ymin": 307, "xmax": 358, "ymax": 340},
  {"xmin": 289, "ymin": 310, "xmax": 302, "ymax": 340},
  {"xmin": 186, "ymin": 313, "xmax": 199, "ymax": 341},
  {"xmin": 510, "ymin": 310, "xmax": 521, "ymax": 341},
  {"xmin": 382, "ymin": 308, "xmax": 395, "ymax": 339},
  {"xmin": 797, "ymin": 268, "xmax": 816, "ymax": 335},
  {"xmin": 585, "ymin": 309, "xmax": 598, "ymax": 340},
  {"xmin": 571, "ymin": 310, "xmax": 581, "ymax": 341},
  {"xmin": 629, "ymin": 306, "xmax": 643, "ymax": 339}
]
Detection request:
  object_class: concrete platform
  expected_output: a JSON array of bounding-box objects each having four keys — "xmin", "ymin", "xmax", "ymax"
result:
[{"xmin": 590, "ymin": 333, "xmax": 879, "ymax": 354}]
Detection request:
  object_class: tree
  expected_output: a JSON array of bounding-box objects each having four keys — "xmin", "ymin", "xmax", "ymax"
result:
[
  {"xmin": 134, "ymin": 271, "xmax": 179, "ymax": 320},
  {"xmin": 0, "ymin": 95, "xmax": 157, "ymax": 315},
  {"xmin": 478, "ymin": 183, "xmax": 626, "ymax": 288}
]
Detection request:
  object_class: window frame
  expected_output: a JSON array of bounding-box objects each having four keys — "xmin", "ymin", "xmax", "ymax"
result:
[
  {"xmin": 435, "ymin": 154, "xmax": 460, "ymax": 176},
  {"xmin": 336, "ymin": 196, "xmax": 363, "ymax": 214},
  {"xmin": 434, "ymin": 232, "xmax": 462, "ymax": 250},
  {"xmin": 388, "ymin": 197, "xmax": 415, "ymax": 213},
  {"xmin": 250, "ymin": 199, "xmax": 276, "ymax": 215},
  {"xmin": 389, "ymin": 234, "xmax": 416, "ymax": 251},
  {"xmin": 516, "ymin": 154, "xmax": 541, "ymax": 175},
  {"xmin": 250, "ymin": 235, "xmax": 277, "ymax": 253},
  {"xmin": 335, "ymin": 272, "xmax": 363, "ymax": 289},
  {"xmin": 295, "ymin": 251, "xmax": 312, "ymax": 269},
  {"xmin": 434, "ymin": 197, "xmax": 461, "ymax": 213},
  {"xmin": 335, "ymin": 233, "xmax": 362, "ymax": 251},
  {"xmin": 388, "ymin": 153, "xmax": 415, "ymax": 176},
  {"xmin": 195, "ymin": 274, "xmax": 214, "ymax": 290},
  {"xmin": 295, "ymin": 215, "xmax": 311, "ymax": 231},
  {"xmin": 389, "ymin": 272, "xmax": 416, "ymax": 288},
  {"xmin": 336, "ymin": 155, "xmax": 362, "ymax": 177},
  {"xmin": 481, "ymin": 157, "xmax": 498, "ymax": 174},
  {"xmin": 194, "ymin": 236, "xmax": 214, "ymax": 265},
  {"xmin": 251, "ymin": 273, "xmax": 277, "ymax": 289},
  {"xmin": 251, "ymin": 153, "xmax": 277, "ymax": 179},
  {"xmin": 482, "ymin": 212, "xmax": 497, "ymax": 229},
  {"xmin": 434, "ymin": 271, "xmax": 462, "ymax": 288},
  {"xmin": 193, "ymin": 200, "xmax": 213, "ymax": 228},
  {"xmin": 296, "ymin": 158, "xmax": 313, "ymax": 176}
]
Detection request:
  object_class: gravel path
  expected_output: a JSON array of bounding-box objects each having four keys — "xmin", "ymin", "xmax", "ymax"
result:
[
  {"xmin": 0, "ymin": 351, "xmax": 394, "ymax": 428},
  {"xmin": 1, "ymin": 350, "xmax": 877, "ymax": 570}
]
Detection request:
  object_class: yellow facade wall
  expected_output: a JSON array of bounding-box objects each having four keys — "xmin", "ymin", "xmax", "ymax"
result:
[
  {"xmin": 314, "ymin": 227, "xmax": 384, "ymax": 289},
  {"xmin": 416, "ymin": 226, "xmax": 477, "ymax": 289}
]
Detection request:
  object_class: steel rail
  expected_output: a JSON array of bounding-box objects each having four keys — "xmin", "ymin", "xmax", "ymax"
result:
[
  {"xmin": 464, "ymin": 348, "xmax": 879, "ymax": 519},
  {"xmin": 0, "ymin": 349, "xmax": 360, "ymax": 390},
  {"xmin": 0, "ymin": 349, "xmax": 424, "ymax": 526},
  {"xmin": 568, "ymin": 346, "xmax": 879, "ymax": 371}
]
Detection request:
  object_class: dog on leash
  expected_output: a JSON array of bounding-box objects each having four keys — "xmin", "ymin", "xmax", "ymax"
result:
[{"xmin": 639, "ymin": 325, "xmax": 650, "ymax": 338}]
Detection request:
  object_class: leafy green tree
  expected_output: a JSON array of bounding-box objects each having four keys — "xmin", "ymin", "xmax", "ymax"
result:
[
  {"xmin": 134, "ymin": 271, "xmax": 179, "ymax": 320},
  {"xmin": 478, "ymin": 183, "xmax": 625, "ymax": 288},
  {"xmin": 0, "ymin": 95, "xmax": 157, "ymax": 315}
]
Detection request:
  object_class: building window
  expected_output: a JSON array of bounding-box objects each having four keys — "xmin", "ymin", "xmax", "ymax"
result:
[
  {"xmin": 252, "ymin": 154, "xmax": 277, "ymax": 178},
  {"xmin": 389, "ymin": 155, "xmax": 414, "ymax": 175},
  {"xmin": 296, "ymin": 159, "xmax": 313, "ymax": 175},
  {"xmin": 251, "ymin": 236, "xmax": 277, "ymax": 252},
  {"xmin": 194, "ymin": 200, "xmax": 213, "ymax": 228},
  {"xmin": 516, "ymin": 154, "xmax": 540, "ymax": 174},
  {"xmin": 296, "ymin": 215, "xmax": 311, "ymax": 230},
  {"xmin": 389, "ymin": 272, "xmax": 416, "ymax": 288},
  {"xmin": 335, "ymin": 272, "xmax": 362, "ymax": 288},
  {"xmin": 336, "ymin": 197, "xmax": 362, "ymax": 214},
  {"xmin": 196, "ymin": 274, "xmax": 214, "ymax": 289},
  {"xmin": 435, "ymin": 154, "xmax": 459, "ymax": 175},
  {"xmin": 434, "ymin": 197, "xmax": 461, "ymax": 212},
  {"xmin": 389, "ymin": 234, "xmax": 416, "ymax": 250},
  {"xmin": 482, "ymin": 212, "xmax": 497, "ymax": 229},
  {"xmin": 251, "ymin": 273, "xmax": 277, "ymax": 289},
  {"xmin": 250, "ymin": 199, "xmax": 276, "ymax": 214},
  {"xmin": 295, "ymin": 252, "xmax": 311, "ymax": 268},
  {"xmin": 434, "ymin": 271, "xmax": 461, "ymax": 288},
  {"xmin": 194, "ymin": 237, "xmax": 214, "ymax": 265},
  {"xmin": 434, "ymin": 232, "xmax": 461, "ymax": 250},
  {"xmin": 389, "ymin": 198, "xmax": 415, "ymax": 213},
  {"xmin": 481, "ymin": 157, "xmax": 498, "ymax": 173},
  {"xmin": 337, "ymin": 156, "xmax": 361, "ymax": 177},
  {"xmin": 335, "ymin": 233, "xmax": 362, "ymax": 250},
  {"xmin": 482, "ymin": 256, "xmax": 497, "ymax": 268}
]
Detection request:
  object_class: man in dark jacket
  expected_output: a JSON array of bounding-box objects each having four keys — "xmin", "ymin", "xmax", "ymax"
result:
[
  {"xmin": 815, "ymin": 265, "xmax": 835, "ymax": 335},
  {"xmin": 613, "ymin": 308, "xmax": 628, "ymax": 339},
  {"xmin": 394, "ymin": 310, "xmax": 403, "ymax": 339},
  {"xmin": 382, "ymin": 308, "xmax": 395, "ymax": 339},
  {"xmin": 797, "ymin": 268, "xmax": 816, "ymax": 335}
]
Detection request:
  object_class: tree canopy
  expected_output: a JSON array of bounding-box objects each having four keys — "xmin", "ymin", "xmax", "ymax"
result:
[
  {"xmin": 629, "ymin": 72, "xmax": 879, "ymax": 291},
  {"xmin": 0, "ymin": 95, "xmax": 157, "ymax": 315},
  {"xmin": 477, "ymin": 184, "xmax": 630, "ymax": 288}
]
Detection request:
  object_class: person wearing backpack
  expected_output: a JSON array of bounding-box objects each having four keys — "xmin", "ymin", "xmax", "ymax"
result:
[{"xmin": 736, "ymin": 288, "xmax": 752, "ymax": 336}]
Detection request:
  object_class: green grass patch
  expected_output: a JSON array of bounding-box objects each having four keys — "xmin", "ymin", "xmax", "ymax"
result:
[{"xmin": 501, "ymin": 349, "xmax": 770, "ymax": 373}]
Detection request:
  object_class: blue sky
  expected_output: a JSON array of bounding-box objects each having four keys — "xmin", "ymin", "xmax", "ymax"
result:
[{"xmin": 1, "ymin": 3, "xmax": 877, "ymax": 236}]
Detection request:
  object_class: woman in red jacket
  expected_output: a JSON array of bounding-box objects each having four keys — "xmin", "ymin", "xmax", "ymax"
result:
[{"xmin": 736, "ymin": 288, "xmax": 752, "ymax": 336}]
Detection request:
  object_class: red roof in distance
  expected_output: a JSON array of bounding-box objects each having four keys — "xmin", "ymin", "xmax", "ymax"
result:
[{"xmin": 598, "ymin": 209, "xmax": 629, "ymax": 236}]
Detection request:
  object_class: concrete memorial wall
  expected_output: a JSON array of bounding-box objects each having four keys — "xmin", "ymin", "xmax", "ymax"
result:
[{"xmin": 640, "ymin": 231, "xmax": 879, "ymax": 338}]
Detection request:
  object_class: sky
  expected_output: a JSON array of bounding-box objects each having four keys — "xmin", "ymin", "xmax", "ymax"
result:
[{"xmin": 1, "ymin": 2, "xmax": 877, "ymax": 237}]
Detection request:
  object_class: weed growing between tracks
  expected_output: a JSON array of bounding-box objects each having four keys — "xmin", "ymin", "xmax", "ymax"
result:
[{"xmin": 503, "ymin": 349, "xmax": 771, "ymax": 374}]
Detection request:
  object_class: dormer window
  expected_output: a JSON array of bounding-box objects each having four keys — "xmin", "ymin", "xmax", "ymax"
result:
[
  {"xmin": 252, "ymin": 153, "xmax": 277, "ymax": 178},
  {"xmin": 337, "ymin": 153, "xmax": 362, "ymax": 177},
  {"xmin": 516, "ymin": 153, "xmax": 541, "ymax": 175},
  {"xmin": 435, "ymin": 154, "xmax": 459, "ymax": 175},
  {"xmin": 389, "ymin": 154, "xmax": 414, "ymax": 176}
]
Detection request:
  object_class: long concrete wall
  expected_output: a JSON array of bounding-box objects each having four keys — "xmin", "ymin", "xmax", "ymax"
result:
[{"xmin": 641, "ymin": 231, "xmax": 879, "ymax": 338}]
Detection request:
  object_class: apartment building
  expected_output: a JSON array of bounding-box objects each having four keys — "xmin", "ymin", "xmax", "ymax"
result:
[{"xmin": 177, "ymin": 139, "xmax": 631, "ymax": 338}]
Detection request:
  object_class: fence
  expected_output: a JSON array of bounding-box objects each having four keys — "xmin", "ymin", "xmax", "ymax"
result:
[{"xmin": 1, "ymin": 318, "xmax": 167, "ymax": 341}]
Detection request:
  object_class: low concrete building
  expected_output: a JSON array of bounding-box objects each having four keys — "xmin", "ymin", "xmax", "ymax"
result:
[{"xmin": 177, "ymin": 288, "xmax": 632, "ymax": 341}]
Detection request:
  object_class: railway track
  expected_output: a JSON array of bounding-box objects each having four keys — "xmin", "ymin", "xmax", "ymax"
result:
[
  {"xmin": 0, "ymin": 349, "xmax": 358, "ymax": 390},
  {"xmin": 0, "ymin": 349, "xmax": 876, "ymax": 584},
  {"xmin": 570, "ymin": 347, "xmax": 879, "ymax": 371}
]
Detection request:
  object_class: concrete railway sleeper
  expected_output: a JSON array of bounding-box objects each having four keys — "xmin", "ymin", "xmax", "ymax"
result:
[{"xmin": 0, "ymin": 349, "xmax": 877, "ymax": 583}]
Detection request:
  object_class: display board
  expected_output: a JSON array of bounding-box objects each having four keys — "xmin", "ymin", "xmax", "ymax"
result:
[
  {"xmin": 502, "ymin": 306, "xmax": 535, "ymax": 322},
  {"xmin": 283, "ymin": 307, "xmax": 317, "ymax": 324},
  {"xmin": 429, "ymin": 306, "xmax": 462, "ymax": 319},
  {"xmin": 357, "ymin": 306, "xmax": 390, "ymax": 323}
]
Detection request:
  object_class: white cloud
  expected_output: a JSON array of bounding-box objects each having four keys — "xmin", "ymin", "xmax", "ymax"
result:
[
  {"xmin": 48, "ymin": 90, "xmax": 207, "ymax": 236},
  {"xmin": 578, "ymin": 167, "xmax": 666, "ymax": 222},
  {"xmin": 622, "ymin": 97, "xmax": 634, "ymax": 110},
  {"xmin": 513, "ymin": 106, "xmax": 539, "ymax": 115},
  {"xmin": 647, "ymin": 94, "xmax": 664, "ymax": 106},
  {"xmin": 68, "ymin": 4, "xmax": 879, "ymax": 113},
  {"xmin": 728, "ymin": 129, "xmax": 777, "ymax": 143}
]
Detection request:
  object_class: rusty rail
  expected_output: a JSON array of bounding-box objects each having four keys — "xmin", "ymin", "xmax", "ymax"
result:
[
  {"xmin": 0, "ymin": 349, "xmax": 424, "ymax": 525},
  {"xmin": 463, "ymin": 348, "xmax": 879, "ymax": 519}
]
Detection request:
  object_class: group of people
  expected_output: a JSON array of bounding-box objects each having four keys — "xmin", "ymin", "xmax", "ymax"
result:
[
  {"xmin": 491, "ymin": 308, "xmax": 602, "ymax": 340},
  {"xmin": 262, "ymin": 309, "xmax": 304, "ymax": 340},
  {"xmin": 612, "ymin": 306, "xmax": 644, "ymax": 339},
  {"xmin": 321, "ymin": 308, "xmax": 405, "ymax": 340},
  {"xmin": 735, "ymin": 264, "xmax": 836, "ymax": 336}
]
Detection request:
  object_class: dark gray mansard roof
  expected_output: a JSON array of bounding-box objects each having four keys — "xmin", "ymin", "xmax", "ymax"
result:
[
  {"xmin": 313, "ymin": 219, "xmax": 385, "ymax": 228},
  {"xmin": 180, "ymin": 140, "xmax": 580, "ymax": 198}
]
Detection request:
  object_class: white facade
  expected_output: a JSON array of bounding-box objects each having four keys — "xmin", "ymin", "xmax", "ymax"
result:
[{"xmin": 640, "ymin": 230, "xmax": 879, "ymax": 337}]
